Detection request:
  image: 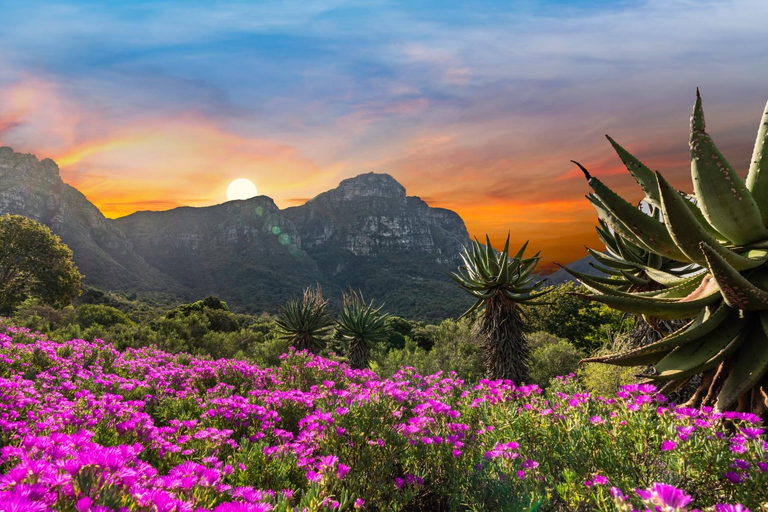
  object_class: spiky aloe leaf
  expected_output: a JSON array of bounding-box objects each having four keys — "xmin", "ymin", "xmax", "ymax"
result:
[
  {"xmin": 700, "ymin": 242, "xmax": 768, "ymax": 310},
  {"xmin": 605, "ymin": 135, "xmax": 661, "ymax": 207},
  {"xmin": 336, "ymin": 290, "xmax": 389, "ymax": 369},
  {"xmin": 746, "ymin": 98, "xmax": 768, "ymax": 225},
  {"xmin": 647, "ymin": 311, "xmax": 747, "ymax": 381},
  {"xmin": 275, "ymin": 285, "xmax": 334, "ymax": 353},
  {"xmin": 657, "ymin": 171, "xmax": 767, "ymax": 270},
  {"xmin": 452, "ymin": 235, "xmax": 548, "ymax": 319},
  {"xmin": 690, "ymin": 90, "xmax": 768, "ymax": 245},
  {"xmin": 715, "ymin": 314, "xmax": 768, "ymax": 411},
  {"xmin": 582, "ymin": 303, "xmax": 730, "ymax": 367},
  {"xmin": 575, "ymin": 162, "xmax": 689, "ymax": 261}
]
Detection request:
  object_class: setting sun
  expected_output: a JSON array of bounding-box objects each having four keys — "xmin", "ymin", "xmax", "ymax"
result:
[{"xmin": 226, "ymin": 178, "xmax": 258, "ymax": 201}]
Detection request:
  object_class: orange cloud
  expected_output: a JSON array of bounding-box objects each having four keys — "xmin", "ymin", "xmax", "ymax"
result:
[
  {"xmin": 0, "ymin": 75, "xmax": 619, "ymax": 267},
  {"xmin": 0, "ymin": 76, "xmax": 340, "ymax": 218}
]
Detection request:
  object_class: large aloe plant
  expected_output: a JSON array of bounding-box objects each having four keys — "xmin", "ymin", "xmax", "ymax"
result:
[
  {"xmin": 275, "ymin": 285, "xmax": 334, "ymax": 354},
  {"xmin": 572, "ymin": 90, "xmax": 768, "ymax": 414},
  {"xmin": 450, "ymin": 234, "xmax": 548, "ymax": 383},
  {"xmin": 561, "ymin": 209, "xmax": 694, "ymax": 348},
  {"xmin": 336, "ymin": 290, "xmax": 389, "ymax": 370}
]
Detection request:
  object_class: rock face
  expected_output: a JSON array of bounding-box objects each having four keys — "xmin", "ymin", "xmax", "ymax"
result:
[
  {"xmin": 282, "ymin": 173, "xmax": 472, "ymax": 319},
  {"xmin": 115, "ymin": 198, "xmax": 321, "ymax": 312},
  {"xmin": 284, "ymin": 173, "xmax": 467, "ymax": 261},
  {"xmin": 0, "ymin": 147, "xmax": 178, "ymax": 292},
  {"xmin": 0, "ymin": 147, "xmax": 473, "ymax": 319}
]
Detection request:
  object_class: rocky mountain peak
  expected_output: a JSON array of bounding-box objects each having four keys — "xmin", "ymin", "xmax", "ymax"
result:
[
  {"xmin": 322, "ymin": 172, "xmax": 406, "ymax": 202},
  {"xmin": 0, "ymin": 146, "xmax": 62, "ymax": 185}
]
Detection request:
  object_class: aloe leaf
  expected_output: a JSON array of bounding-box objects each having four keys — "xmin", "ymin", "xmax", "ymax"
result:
[
  {"xmin": 690, "ymin": 90, "xmax": 768, "ymax": 245},
  {"xmin": 715, "ymin": 317, "xmax": 768, "ymax": 411},
  {"xmin": 700, "ymin": 241, "xmax": 768, "ymax": 310},
  {"xmin": 745, "ymin": 98, "xmax": 768, "ymax": 226},
  {"xmin": 658, "ymin": 171, "xmax": 767, "ymax": 271}
]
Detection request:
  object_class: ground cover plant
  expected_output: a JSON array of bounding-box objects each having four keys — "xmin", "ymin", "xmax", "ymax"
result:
[{"xmin": 0, "ymin": 321, "xmax": 765, "ymax": 511}]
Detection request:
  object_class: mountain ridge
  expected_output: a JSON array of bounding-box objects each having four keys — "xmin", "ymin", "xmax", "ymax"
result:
[{"xmin": 0, "ymin": 146, "xmax": 477, "ymax": 319}]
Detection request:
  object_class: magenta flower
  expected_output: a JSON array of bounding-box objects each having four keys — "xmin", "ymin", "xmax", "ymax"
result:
[
  {"xmin": 661, "ymin": 440, "xmax": 677, "ymax": 451},
  {"xmin": 337, "ymin": 463, "xmax": 350, "ymax": 479},
  {"xmin": 635, "ymin": 483, "xmax": 692, "ymax": 509},
  {"xmin": 714, "ymin": 505, "xmax": 750, "ymax": 512}
]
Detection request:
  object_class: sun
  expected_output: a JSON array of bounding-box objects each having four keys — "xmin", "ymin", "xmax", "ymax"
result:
[{"xmin": 226, "ymin": 178, "xmax": 258, "ymax": 201}]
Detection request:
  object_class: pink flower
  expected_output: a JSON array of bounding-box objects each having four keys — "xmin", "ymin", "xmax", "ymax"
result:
[
  {"xmin": 636, "ymin": 483, "xmax": 692, "ymax": 509},
  {"xmin": 661, "ymin": 440, "xmax": 677, "ymax": 451},
  {"xmin": 337, "ymin": 463, "xmax": 350, "ymax": 479}
]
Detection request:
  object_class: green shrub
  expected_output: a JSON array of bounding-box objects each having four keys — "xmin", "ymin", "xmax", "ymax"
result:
[
  {"xmin": 528, "ymin": 331, "xmax": 585, "ymax": 388},
  {"xmin": 76, "ymin": 304, "xmax": 134, "ymax": 329},
  {"xmin": 374, "ymin": 319, "xmax": 484, "ymax": 381},
  {"xmin": 578, "ymin": 358, "xmax": 639, "ymax": 399}
]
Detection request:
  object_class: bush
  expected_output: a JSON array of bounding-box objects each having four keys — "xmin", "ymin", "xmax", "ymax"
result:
[
  {"xmin": 528, "ymin": 331, "xmax": 585, "ymax": 388},
  {"xmin": 525, "ymin": 282, "xmax": 633, "ymax": 352},
  {"xmin": 76, "ymin": 304, "xmax": 134, "ymax": 329},
  {"xmin": 374, "ymin": 319, "xmax": 484, "ymax": 381}
]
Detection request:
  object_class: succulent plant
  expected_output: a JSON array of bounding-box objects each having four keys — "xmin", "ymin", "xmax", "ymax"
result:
[
  {"xmin": 275, "ymin": 285, "xmax": 334, "ymax": 354},
  {"xmin": 561, "ymin": 208, "xmax": 695, "ymax": 348},
  {"xmin": 572, "ymin": 90, "xmax": 768, "ymax": 414},
  {"xmin": 336, "ymin": 290, "xmax": 389, "ymax": 370},
  {"xmin": 450, "ymin": 234, "xmax": 548, "ymax": 383}
]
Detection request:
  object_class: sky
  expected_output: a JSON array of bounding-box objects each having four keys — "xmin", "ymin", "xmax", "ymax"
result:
[{"xmin": 1, "ymin": 0, "xmax": 768, "ymax": 271}]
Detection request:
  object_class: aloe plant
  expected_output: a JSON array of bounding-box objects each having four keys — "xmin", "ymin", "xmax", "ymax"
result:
[
  {"xmin": 275, "ymin": 285, "xmax": 334, "ymax": 354},
  {"xmin": 561, "ymin": 210, "xmax": 693, "ymax": 348},
  {"xmin": 572, "ymin": 90, "xmax": 768, "ymax": 414},
  {"xmin": 450, "ymin": 234, "xmax": 548, "ymax": 383},
  {"xmin": 336, "ymin": 290, "xmax": 389, "ymax": 370}
]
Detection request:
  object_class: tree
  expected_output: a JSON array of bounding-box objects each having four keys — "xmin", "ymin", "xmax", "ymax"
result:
[
  {"xmin": 450, "ymin": 235, "xmax": 549, "ymax": 383},
  {"xmin": 0, "ymin": 214, "xmax": 82, "ymax": 314}
]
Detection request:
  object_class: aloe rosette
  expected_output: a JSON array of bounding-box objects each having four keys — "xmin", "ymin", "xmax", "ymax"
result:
[
  {"xmin": 336, "ymin": 290, "xmax": 389, "ymax": 370},
  {"xmin": 450, "ymin": 234, "xmax": 548, "ymax": 383},
  {"xmin": 561, "ymin": 208, "xmax": 695, "ymax": 348},
  {"xmin": 275, "ymin": 285, "xmax": 334, "ymax": 354},
  {"xmin": 572, "ymin": 90, "xmax": 768, "ymax": 414}
]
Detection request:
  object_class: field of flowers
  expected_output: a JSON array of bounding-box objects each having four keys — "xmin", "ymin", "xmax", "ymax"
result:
[{"xmin": 0, "ymin": 320, "xmax": 765, "ymax": 511}]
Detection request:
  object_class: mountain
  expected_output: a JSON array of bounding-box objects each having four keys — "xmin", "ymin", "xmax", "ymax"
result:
[
  {"xmin": 282, "ymin": 173, "xmax": 472, "ymax": 319},
  {"xmin": 0, "ymin": 147, "xmax": 179, "ymax": 293},
  {"xmin": 114, "ymin": 196, "xmax": 322, "ymax": 313},
  {"xmin": 0, "ymin": 146, "xmax": 473, "ymax": 320},
  {"xmin": 544, "ymin": 254, "xmax": 606, "ymax": 287}
]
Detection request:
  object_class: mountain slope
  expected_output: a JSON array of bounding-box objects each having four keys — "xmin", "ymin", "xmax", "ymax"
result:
[
  {"xmin": 114, "ymin": 197, "xmax": 321, "ymax": 312},
  {"xmin": 0, "ymin": 147, "xmax": 179, "ymax": 292}
]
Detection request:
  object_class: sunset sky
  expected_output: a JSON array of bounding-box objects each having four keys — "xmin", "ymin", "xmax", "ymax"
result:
[{"xmin": 2, "ymin": 0, "xmax": 768, "ymax": 271}]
